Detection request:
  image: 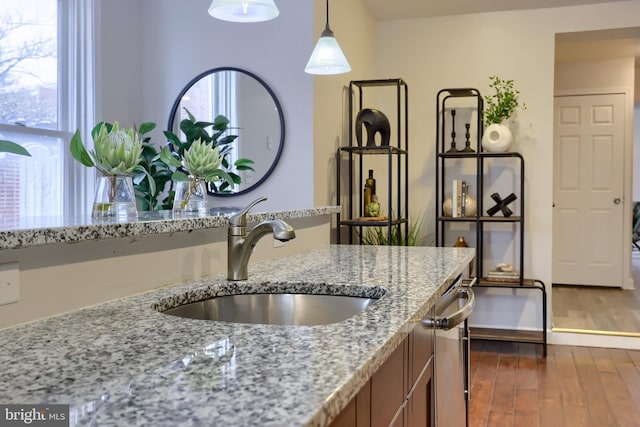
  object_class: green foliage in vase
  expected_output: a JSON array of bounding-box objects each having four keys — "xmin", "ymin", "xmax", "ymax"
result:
[
  {"xmin": 483, "ymin": 76, "xmax": 526, "ymax": 125},
  {"xmin": 132, "ymin": 122, "xmax": 175, "ymax": 211},
  {"xmin": 160, "ymin": 108, "xmax": 254, "ymax": 194},
  {"xmin": 0, "ymin": 140, "xmax": 30, "ymax": 156},
  {"xmin": 359, "ymin": 215, "xmax": 424, "ymax": 246}
]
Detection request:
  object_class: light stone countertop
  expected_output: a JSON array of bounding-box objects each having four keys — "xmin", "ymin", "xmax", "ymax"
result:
[
  {"xmin": 0, "ymin": 206, "xmax": 340, "ymax": 250},
  {"xmin": 0, "ymin": 244, "xmax": 475, "ymax": 427}
]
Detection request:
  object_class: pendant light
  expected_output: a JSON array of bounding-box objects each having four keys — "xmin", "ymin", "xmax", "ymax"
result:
[
  {"xmin": 305, "ymin": 0, "xmax": 351, "ymax": 75},
  {"xmin": 208, "ymin": 0, "xmax": 279, "ymax": 23}
]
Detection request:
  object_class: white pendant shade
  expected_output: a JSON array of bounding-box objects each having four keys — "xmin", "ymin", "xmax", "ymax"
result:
[
  {"xmin": 305, "ymin": 29, "xmax": 351, "ymax": 75},
  {"xmin": 208, "ymin": 0, "xmax": 279, "ymax": 23}
]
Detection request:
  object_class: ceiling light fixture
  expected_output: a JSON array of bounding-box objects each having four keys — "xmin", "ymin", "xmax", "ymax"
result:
[
  {"xmin": 304, "ymin": 0, "xmax": 351, "ymax": 75},
  {"xmin": 208, "ymin": 0, "xmax": 279, "ymax": 23}
]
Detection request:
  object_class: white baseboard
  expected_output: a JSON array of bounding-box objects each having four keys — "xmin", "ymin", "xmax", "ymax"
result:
[{"xmin": 549, "ymin": 329, "xmax": 640, "ymax": 350}]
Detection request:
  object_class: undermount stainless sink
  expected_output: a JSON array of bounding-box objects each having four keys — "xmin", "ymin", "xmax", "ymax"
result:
[{"xmin": 159, "ymin": 285, "xmax": 384, "ymax": 326}]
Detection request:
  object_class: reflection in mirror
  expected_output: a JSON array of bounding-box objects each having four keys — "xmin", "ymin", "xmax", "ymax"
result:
[{"xmin": 167, "ymin": 67, "xmax": 285, "ymax": 197}]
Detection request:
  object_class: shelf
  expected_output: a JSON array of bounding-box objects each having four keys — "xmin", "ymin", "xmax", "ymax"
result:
[
  {"xmin": 438, "ymin": 152, "xmax": 478, "ymax": 159},
  {"xmin": 470, "ymin": 327, "xmax": 545, "ymax": 346},
  {"xmin": 478, "ymin": 152, "xmax": 524, "ymax": 159},
  {"xmin": 437, "ymin": 216, "xmax": 477, "ymax": 222},
  {"xmin": 476, "ymin": 278, "xmax": 543, "ymax": 288},
  {"xmin": 435, "ymin": 87, "xmax": 545, "ymax": 357},
  {"xmin": 350, "ymin": 78, "xmax": 406, "ymax": 88},
  {"xmin": 340, "ymin": 146, "xmax": 407, "ymax": 155},
  {"xmin": 340, "ymin": 218, "xmax": 407, "ymax": 227},
  {"xmin": 437, "ymin": 216, "xmax": 522, "ymax": 222},
  {"xmin": 337, "ymin": 78, "xmax": 409, "ymax": 245},
  {"xmin": 478, "ymin": 215, "xmax": 522, "ymax": 222}
]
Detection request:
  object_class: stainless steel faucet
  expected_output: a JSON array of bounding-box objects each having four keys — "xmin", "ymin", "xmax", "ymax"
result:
[{"xmin": 227, "ymin": 197, "xmax": 296, "ymax": 281}]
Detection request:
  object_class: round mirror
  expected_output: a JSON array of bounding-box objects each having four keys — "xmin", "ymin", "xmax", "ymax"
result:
[{"xmin": 167, "ymin": 67, "xmax": 285, "ymax": 196}]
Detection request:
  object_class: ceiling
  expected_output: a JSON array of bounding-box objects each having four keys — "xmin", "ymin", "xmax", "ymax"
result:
[
  {"xmin": 361, "ymin": 0, "xmax": 627, "ymax": 21},
  {"xmin": 360, "ymin": 0, "xmax": 639, "ymax": 64}
]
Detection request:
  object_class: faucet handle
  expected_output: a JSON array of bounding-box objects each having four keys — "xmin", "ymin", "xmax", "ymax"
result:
[{"xmin": 229, "ymin": 196, "xmax": 267, "ymax": 227}]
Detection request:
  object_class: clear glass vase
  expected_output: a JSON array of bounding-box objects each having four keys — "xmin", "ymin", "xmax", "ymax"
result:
[
  {"xmin": 92, "ymin": 175, "xmax": 138, "ymax": 223},
  {"xmin": 173, "ymin": 179, "xmax": 208, "ymax": 218}
]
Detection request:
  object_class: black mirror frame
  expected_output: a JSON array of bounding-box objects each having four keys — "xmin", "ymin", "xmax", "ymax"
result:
[{"xmin": 166, "ymin": 66, "xmax": 285, "ymax": 197}]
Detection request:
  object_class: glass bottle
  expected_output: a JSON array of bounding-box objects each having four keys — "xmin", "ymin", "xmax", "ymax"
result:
[{"xmin": 366, "ymin": 169, "xmax": 376, "ymax": 196}]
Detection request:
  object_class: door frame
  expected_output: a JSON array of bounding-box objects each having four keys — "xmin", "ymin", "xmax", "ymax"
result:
[{"xmin": 553, "ymin": 87, "xmax": 634, "ymax": 290}]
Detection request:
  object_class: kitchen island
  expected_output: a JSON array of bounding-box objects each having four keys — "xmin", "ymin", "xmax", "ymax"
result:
[{"xmin": 0, "ymin": 244, "xmax": 474, "ymax": 426}]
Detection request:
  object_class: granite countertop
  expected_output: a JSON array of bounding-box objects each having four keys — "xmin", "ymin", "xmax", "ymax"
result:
[
  {"xmin": 0, "ymin": 206, "xmax": 340, "ymax": 250},
  {"xmin": 0, "ymin": 244, "xmax": 474, "ymax": 427}
]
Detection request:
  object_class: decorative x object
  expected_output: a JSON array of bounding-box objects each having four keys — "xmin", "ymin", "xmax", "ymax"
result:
[{"xmin": 486, "ymin": 192, "xmax": 517, "ymax": 217}]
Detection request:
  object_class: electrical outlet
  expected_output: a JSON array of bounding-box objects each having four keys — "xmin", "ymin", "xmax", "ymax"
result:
[{"xmin": 0, "ymin": 262, "xmax": 20, "ymax": 306}]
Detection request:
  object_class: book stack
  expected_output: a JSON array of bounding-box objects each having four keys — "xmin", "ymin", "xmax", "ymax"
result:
[
  {"xmin": 452, "ymin": 179, "xmax": 468, "ymax": 218},
  {"xmin": 485, "ymin": 269, "xmax": 521, "ymax": 282}
]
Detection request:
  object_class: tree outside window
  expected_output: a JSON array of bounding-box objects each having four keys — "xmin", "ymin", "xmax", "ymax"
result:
[{"xmin": 0, "ymin": 0, "xmax": 61, "ymax": 227}]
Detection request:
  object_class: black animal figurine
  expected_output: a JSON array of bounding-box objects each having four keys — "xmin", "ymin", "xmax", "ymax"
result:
[{"xmin": 355, "ymin": 108, "xmax": 391, "ymax": 147}]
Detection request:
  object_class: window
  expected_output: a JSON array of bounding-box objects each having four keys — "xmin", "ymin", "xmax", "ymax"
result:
[{"xmin": 0, "ymin": 0, "xmax": 94, "ymax": 228}]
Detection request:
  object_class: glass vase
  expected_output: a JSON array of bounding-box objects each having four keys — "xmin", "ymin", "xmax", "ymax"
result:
[
  {"xmin": 92, "ymin": 175, "xmax": 138, "ymax": 223},
  {"xmin": 173, "ymin": 179, "xmax": 208, "ymax": 218}
]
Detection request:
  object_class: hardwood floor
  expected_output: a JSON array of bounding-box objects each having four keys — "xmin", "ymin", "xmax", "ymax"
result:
[
  {"xmin": 468, "ymin": 340, "xmax": 640, "ymax": 427},
  {"xmin": 552, "ymin": 256, "xmax": 640, "ymax": 334}
]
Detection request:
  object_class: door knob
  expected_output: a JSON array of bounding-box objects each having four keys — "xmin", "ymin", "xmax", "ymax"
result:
[{"xmin": 614, "ymin": 198, "xmax": 621, "ymax": 204}]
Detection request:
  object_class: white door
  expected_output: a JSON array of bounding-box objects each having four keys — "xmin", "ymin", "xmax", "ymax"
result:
[{"xmin": 553, "ymin": 93, "xmax": 625, "ymax": 287}]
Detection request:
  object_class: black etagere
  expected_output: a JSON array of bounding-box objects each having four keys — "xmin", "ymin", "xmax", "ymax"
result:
[
  {"xmin": 435, "ymin": 88, "xmax": 547, "ymax": 356},
  {"xmin": 337, "ymin": 79, "xmax": 409, "ymax": 245}
]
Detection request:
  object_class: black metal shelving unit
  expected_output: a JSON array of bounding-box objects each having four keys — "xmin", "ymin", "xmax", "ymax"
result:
[
  {"xmin": 435, "ymin": 88, "xmax": 547, "ymax": 357},
  {"xmin": 337, "ymin": 79, "xmax": 409, "ymax": 245}
]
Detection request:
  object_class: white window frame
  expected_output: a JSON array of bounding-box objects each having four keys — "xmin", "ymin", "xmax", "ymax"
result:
[
  {"xmin": 0, "ymin": 0, "xmax": 96, "ymax": 220},
  {"xmin": 60, "ymin": 0, "xmax": 96, "ymax": 217}
]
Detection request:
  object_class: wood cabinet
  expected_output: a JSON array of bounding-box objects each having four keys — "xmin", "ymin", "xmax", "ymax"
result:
[
  {"xmin": 406, "ymin": 320, "xmax": 435, "ymax": 427},
  {"xmin": 329, "ymin": 316, "xmax": 434, "ymax": 427},
  {"xmin": 406, "ymin": 356, "xmax": 434, "ymax": 427}
]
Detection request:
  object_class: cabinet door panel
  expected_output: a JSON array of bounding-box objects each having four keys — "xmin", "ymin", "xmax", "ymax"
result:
[
  {"xmin": 410, "ymin": 311, "xmax": 434, "ymax": 389},
  {"xmin": 329, "ymin": 397, "xmax": 356, "ymax": 427},
  {"xmin": 371, "ymin": 339, "xmax": 408, "ymax": 427},
  {"xmin": 328, "ymin": 380, "xmax": 371, "ymax": 427},
  {"xmin": 407, "ymin": 358, "xmax": 435, "ymax": 427}
]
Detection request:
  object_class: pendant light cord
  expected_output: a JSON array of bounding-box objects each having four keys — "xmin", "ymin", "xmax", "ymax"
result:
[{"xmin": 326, "ymin": 0, "xmax": 329, "ymax": 26}]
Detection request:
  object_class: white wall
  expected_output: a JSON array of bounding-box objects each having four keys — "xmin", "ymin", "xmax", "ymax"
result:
[
  {"xmin": 635, "ymin": 101, "xmax": 640, "ymax": 201},
  {"xmin": 97, "ymin": 0, "xmax": 315, "ymax": 212},
  {"xmin": 555, "ymin": 57, "xmax": 635, "ymax": 92},
  {"xmin": 312, "ymin": 0, "xmax": 378, "ymax": 231},
  {"xmin": 371, "ymin": 1, "xmax": 640, "ymax": 331}
]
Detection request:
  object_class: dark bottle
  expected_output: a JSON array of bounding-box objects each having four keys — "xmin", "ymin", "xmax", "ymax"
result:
[{"xmin": 366, "ymin": 169, "xmax": 376, "ymax": 196}]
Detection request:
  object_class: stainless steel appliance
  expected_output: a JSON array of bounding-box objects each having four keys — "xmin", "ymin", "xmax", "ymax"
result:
[{"xmin": 423, "ymin": 278, "xmax": 475, "ymax": 427}]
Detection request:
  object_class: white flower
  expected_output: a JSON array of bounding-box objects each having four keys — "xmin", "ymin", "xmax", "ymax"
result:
[
  {"xmin": 182, "ymin": 138, "xmax": 224, "ymax": 178},
  {"xmin": 91, "ymin": 122, "xmax": 143, "ymax": 175}
]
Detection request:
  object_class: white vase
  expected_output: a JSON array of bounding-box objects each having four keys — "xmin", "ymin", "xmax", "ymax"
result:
[
  {"xmin": 92, "ymin": 175, "xmax": 138, "ymax": 223},
  {"xmin": 173, "ymin": 179, "xmax": 208, "ymax": 218},
  {"xmin": 481, "ymin": 123, "xmax": 513, "ymax": 153}
]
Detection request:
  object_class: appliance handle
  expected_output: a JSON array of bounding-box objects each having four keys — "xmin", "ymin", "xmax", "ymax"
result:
[{"xmin": 422, "ymin": 287, "xmax": 475, "ymax": 330}]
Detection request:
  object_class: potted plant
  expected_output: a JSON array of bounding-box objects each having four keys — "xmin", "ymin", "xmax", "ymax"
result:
[
  {"xmin": 359, "ymin": 215, "xmax": 424, "ymax": 246},
  {"xmin": 160, "ymin": 109, "xmax": 254, "ymax": 217},
  {"xmin": 70, "ymin": 122, "xmax": 152, "ymax": 222},
  {"xmin": 132, "ymin": 129, "xmax": 174, "ymax": 211},
  {"xmin": 482, "ymin": 76, "xmax": 526, "ymax": 152}
]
